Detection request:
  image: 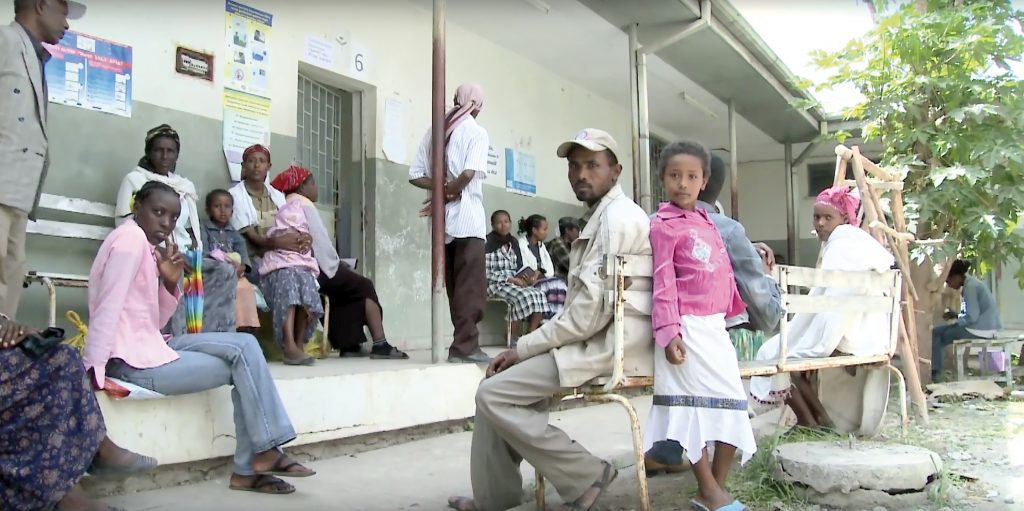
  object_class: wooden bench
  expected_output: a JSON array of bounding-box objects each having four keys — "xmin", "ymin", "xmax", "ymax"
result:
[
  {"xmin": 953, "ymin": 334, "xmax": 1022, "ymax": 388},
  {"xmin": 24, "ymin": 193, "xmax": 115, "ymax": 326},
  {"xmin": 534, "ymin": 256, "xmax": 908, "ymax": 511}
]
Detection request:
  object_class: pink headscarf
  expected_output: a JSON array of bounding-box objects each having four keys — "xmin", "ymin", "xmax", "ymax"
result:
[
  {"xmin": 816, "ymin": 186, "xmax": 860, "ymax": 224},
  {"xmin": 444, "ymin": 83, "xmax": 485, "ymax": 142}
]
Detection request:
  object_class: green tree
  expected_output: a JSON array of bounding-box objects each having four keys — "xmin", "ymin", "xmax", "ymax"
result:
[{"xmin": 809, "ymin": 0, "xmax": 1024, "ymax": 382}]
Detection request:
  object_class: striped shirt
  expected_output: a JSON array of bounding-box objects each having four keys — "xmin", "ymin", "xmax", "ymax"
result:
[{"xmin": 409, "ymin": 116, "xmax": 489, "ymax": 242}]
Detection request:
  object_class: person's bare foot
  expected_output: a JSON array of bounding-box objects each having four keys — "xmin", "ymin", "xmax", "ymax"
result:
[
  {"xmin": 555, "ymin": 462, "xmax": 617, "ymax": 511},
  {"xmin": 282, "ymin": 345, "xmax": 306, "ymax": 361},
  {"xmin": 56, "ymin": 485, "xmax": 116, "ymax": 511},
  {"xmin": 447, "ymin": 496, "xmax": 478, "ymax": 511},
  {"xmin": 89, "ymin": 436, "xmax": 158, "ymax": 475}
]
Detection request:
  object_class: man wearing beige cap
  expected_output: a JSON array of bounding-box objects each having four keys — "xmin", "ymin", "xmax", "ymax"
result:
[
  {"xmin": 0, "ymin": 0, "xmax": 86, "ymax": 316},
  {"xmin": 448, "ymin": 129, "xmax": 653, "ymax": 511}
]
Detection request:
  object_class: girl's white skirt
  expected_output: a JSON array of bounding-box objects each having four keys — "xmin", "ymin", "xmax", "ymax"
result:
[{"xmin": 644, "ymin": 313, "xmax": 757, "ymax": 466}]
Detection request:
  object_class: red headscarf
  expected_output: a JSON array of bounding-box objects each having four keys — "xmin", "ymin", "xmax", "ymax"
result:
[
  {"xmin": 243, "ymin": 144, "xmax": 271, "ymax": 165},
  {"xmin": 816, "ymin": 186, "xmax": 860, "ymax": 224},
  {"xmin": 270, "ymin": 165, "xmax": 312, "ymax": 195}
]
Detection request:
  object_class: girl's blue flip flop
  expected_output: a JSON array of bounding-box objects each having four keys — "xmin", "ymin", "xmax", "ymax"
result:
[{"xmin": 690, "ymin": 499, "xmax": 748, "ymax": 511}]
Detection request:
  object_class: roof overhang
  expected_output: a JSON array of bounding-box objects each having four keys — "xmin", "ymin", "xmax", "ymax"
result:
[{"xmin": 580, "ymin": 0, "xmax": 827, "ymax": 144}]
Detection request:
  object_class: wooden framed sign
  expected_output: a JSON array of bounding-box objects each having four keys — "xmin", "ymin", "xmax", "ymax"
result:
[{"xmin": 175, "ymin": 47, "xmax": 214, "ymax": 81}]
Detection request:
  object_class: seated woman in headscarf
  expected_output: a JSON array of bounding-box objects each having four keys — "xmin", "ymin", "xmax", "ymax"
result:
[
  {"xmin": 516, "ymin": 214, "xmax": 568, "ymax": 320},
  {"xmin": 113, "ymin": 124, "xmax": 239, "ymax": 335},
  {"xmin": 749, "ymin": 186, "xmax": 895, "ymax": 435},
  {"xmin": 228, "ymin": 145, "xmax": 310, "ymax": 280},
  {"xmin": 1, "ymin": 315, "xmax": 157, "ymax": 511},
  {"xmin": 87, "ymin": 181, "xmax": 315, "ymax": 496},
  {"xmin": 485, "ymin": 210, "xmax": 546, "ymax": 335}
]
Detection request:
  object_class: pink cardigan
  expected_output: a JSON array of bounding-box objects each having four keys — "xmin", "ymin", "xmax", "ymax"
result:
[{"xmin": 83, "ymin": 220, "xmax": 181, "ymax": 388}]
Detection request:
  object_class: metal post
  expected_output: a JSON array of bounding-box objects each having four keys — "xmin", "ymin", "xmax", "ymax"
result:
[
  {"xmin": 628, "ymin": 24, "xmax": 641, "ymax": 204},
  {"xmin": 637, "ymin": 44, "xmax": 653, "ymax": 213},
  {"xmin": 784, "ymin": 142, "xmax": 797, "ymax": 265},
  {"xmin": 728, "ymin": 100, "xmax": 738, "ymax": 220},
  {"xmin": 430, "ymin": 0, "xmax": 446, "ymax": 364}
]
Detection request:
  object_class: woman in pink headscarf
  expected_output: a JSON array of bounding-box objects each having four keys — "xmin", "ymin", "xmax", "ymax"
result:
[{"xmin": 749, "ymin": 186, "xmax": 895, "ymax": 435}]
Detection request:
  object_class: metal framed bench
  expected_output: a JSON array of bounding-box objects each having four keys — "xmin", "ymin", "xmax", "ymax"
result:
[
  {"xmin": 24, "ymin": 193, "xmax": 115, "ymax": 326},
  {"xmin": 534, "ymin": 257, "xmax": 908, "ymax": 511},
  {"xmin": 953, "ymin": 334, "xmax": 1021, "ymax": 388},
  {"xmin": 487, "ymin": 297, "xmax": 515, "ymax": 348}
]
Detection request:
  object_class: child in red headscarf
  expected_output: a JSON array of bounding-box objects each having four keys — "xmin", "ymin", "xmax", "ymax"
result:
[{"xmin": 258, "ymin": 166, "xmax": 324, "ymax": 365}]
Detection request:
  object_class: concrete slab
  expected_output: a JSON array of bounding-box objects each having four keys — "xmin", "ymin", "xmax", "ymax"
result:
[
  {"xmin": 104, "ymin": 397, "xmax": 654, "ymax": 511},
  {"xmin": 773, "ymin": 441, "xmax": 942, "ymax": 508},
  {"xmin": 97, "ymin": 348, "xmax": 502, "ymax": 468}
]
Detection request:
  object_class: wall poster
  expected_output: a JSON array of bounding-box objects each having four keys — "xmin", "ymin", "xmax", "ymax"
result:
[
  {"xmin": 224, "ymin": 0, "xmax": 272, "ymax": 97},
  {"xmin": 44, "ymin": 31, "xmax": 132, "ymax": 117}
]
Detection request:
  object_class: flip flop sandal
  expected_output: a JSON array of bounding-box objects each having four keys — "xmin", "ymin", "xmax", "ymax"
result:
[
  {"xmin": 283, "ymin": 356, "xmax": 315, "ymax": 366},
  {"xmin": 557, "ymin": 462, "xmax": 618, "ymax": 511},
  {"xmin": 88, "ymin": 453, "xmax": 159, "ymax": 477},
  {"xmin": 691, "ymin": 499, "xmax": 749, "ymax": 511},
  {"xmin": 446, "ymin": 496, "xmax": 478, "ymax": 511},
  {"xmin": 229, "ymin": 474, "xmax": 295, "ymax": 494},
  {"xmin": 370, "ymin": 345, "xmax": 410, "ymax": 359},
  {"xmin": 254, "ymin": 451, "xmax": 316, "ymax": 478}
]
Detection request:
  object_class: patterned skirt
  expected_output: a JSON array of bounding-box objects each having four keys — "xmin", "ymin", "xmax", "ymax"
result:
[
  {"xmin": 487, "ymin": 282, "xmax": 547, "ymax": 322},
  {"xmin": 261, "ymin": 267, "xmax": 325, "ymax": 347},
  {"xmin": 729, "ymin": 328, "xmax": 766, "ymax": 362},
  {"xmin": 0, "ymin": 344, "xmax": 105, "ymax": 510}
]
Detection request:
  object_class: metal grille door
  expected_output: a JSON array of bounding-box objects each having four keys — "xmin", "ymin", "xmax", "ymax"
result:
[{"xmin": 297, "ymin": 74, "xmax": 341, "ymax": 206}]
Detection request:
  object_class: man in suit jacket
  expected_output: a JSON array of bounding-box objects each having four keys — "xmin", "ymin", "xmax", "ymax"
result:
[{"xmin": 0, "ymin": 0, "xmax": 85, "ymax": 316}]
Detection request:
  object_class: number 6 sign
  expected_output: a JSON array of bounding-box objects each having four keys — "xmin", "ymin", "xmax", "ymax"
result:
[{"xmin": 350, "ymin": 43, "xmax": 369, "ymax": 79}]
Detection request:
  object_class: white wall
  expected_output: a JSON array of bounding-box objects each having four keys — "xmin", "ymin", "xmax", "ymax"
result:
[{"xmin": 24, "ymin": 0, "xmax": 634, "ymax": 205}]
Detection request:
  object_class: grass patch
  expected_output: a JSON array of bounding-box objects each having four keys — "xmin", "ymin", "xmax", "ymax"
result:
[{"xmin": 729, "ymin": 427, "xmax": 843, "ymax": 510}]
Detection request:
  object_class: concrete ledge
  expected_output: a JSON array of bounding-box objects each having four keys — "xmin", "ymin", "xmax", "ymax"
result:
[{"xmin": 98, "ymin": 350, "xmax": 489, "ymax": 467}]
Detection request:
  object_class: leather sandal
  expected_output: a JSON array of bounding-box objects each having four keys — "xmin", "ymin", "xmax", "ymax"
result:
[
  {"xmin": 229, "ymin": 474, "xmax": 295, "ymax": 494},
  {"xmin": 556, "ymin": 462, "xmax": 617, "ymax": 511},
  {"xmin": 254, "ymin": 451, "xmax": 316, "ymax": 478}
]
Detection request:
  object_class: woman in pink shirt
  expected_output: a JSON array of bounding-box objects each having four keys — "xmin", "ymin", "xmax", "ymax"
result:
[
  {"xmin": 82, "ymin": 182, "xmax": 315, "ymax": 496},
  {"xmin": 644, "ymin": 141, "xmax": 755, "ymax": 511}
]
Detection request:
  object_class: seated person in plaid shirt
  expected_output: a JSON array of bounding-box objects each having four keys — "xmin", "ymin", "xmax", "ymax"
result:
[
  {"xmin": 485, "ymin": 210, "xmax": 546, "ymax": 334},
  {"xmin": 545, "ymin": 217, "xmax": 580, "ymax": 280}
]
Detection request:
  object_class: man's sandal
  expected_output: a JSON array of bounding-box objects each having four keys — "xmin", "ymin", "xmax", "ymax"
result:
[
  {"xmin": 254, "ymin": 451, "xmax": 316, "ymax": 478},
  {"xmin": 229, "ymin": 474, "xmax": 295, "ymax": 494},
  {"xmin": 556, "ymin": 462, "xmax": 618, "ymax": 511}
]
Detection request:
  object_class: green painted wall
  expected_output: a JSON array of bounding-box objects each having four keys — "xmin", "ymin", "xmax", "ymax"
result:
[
  {"xmin": 21, "ymin": 100, "xmax": 590, "ymax": 352},
  {"xmin": 19, "ymin": 100, "xmax": 295, "ymax": 330},
  {"xmin": 365, "ymin": 158, "xmax": 587, "ymax": 350}
]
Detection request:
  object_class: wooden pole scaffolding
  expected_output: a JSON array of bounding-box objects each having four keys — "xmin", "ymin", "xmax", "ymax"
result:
[{"xmin": 834, "ymin": 144, "xmax": 929, "ymax": 425}]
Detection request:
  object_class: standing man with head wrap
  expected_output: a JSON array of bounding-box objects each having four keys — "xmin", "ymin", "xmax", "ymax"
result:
[{"xmin": 409, "ymin": 83, "xmax": 491, "ymax": 364}]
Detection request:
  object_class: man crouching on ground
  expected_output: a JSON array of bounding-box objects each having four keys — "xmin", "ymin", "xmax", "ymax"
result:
[{"xmin": 447, "ymin": 129, "xmax": 653, "ymax": 511}]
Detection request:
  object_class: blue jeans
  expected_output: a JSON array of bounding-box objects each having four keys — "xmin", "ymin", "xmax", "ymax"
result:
[
  {"xmin": 107, "ymin": 332, "xmax": 296, "ymax": 475},
  {"xmin": 931, "ymin": 323, "xmax": 981, "ymax": 380}
]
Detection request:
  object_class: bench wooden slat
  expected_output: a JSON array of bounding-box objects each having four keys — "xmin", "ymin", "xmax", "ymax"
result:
[
  {"xmin": 26, "ymin": 219, "xmax": 111, "ymax": 240},
  {"xmin": 25, "ymin": 272, "xmax": 89, "ymax": 288},
  {"xmin": 778, "ymin": 266, "xmax": 897, "ymax": 290},
  {"xmin": 784, "ymin": 294, "xmax": 895, "ymax": 315},
  {"xmin": 38, "ymin": 193, "xmax": 116, "ymax": 218}
]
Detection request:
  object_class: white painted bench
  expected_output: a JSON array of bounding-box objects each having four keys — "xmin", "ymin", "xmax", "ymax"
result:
[
  {"xmin": 24, "ymin": 193, "xmax": 115, "ymax": 326},
  {"xmin": 953, "ymin": 335, "xmax": 1022, "ymax": 388},
  {"xmin": 534, "ymin": 256, "xmax": 908, "ymax": 511}
]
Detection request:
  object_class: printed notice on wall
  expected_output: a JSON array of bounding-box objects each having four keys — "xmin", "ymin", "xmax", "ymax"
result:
[
  {"xmin": 487, "ymin": 146, "xmax": 499, "ymax": 176},
  {"xmin": 303, "ymin": 35, "xmax": 336, "ymax": 71},
  {"xmin": 382, "ymin": 97, "xmax": 407, "ymax": 165},
  {"xmin": 43, "ymin": 31, "xmax": 132, "ymax": 117},
  {"xmin": 224, "ymin": 0, "xmax": 272, "ymax": 97},
  {"xmin": 504, "ymin": 149, "xmax": 537, "ymax": 196},
  {"xmin": 223, "ymin": 89, "xmax": 272, "ymax": 181}
]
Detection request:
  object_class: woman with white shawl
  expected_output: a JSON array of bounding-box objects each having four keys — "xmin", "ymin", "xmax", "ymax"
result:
[
  {"xmin": 749, "ymin": 186, "xmax": 895, "ymax": 436},
  {"xmin": 114, "ymin": 124, "xmax": 239, "ymax": 334}
]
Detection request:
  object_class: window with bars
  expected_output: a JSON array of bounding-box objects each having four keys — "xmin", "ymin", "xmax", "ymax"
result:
[{"xmin": 296, "ymin": 74, "xmax": 342, "ymax": 206}]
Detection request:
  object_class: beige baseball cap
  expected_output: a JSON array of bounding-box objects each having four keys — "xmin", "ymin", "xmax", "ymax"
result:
[
  {"xmin": 65, "ymin": 1, "xmax": 87, "ymax": 20},
  {"xmin": 556, "ymin": 128, "xmax": 618, "ymax": 159}
]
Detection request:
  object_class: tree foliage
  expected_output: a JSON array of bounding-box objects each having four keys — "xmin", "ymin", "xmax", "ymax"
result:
[{"xmin": 811, "ymin": 0, "xmax": 1024, "ymax": 280}]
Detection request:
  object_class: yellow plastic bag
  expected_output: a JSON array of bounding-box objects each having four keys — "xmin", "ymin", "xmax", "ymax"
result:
[{"xmin": 64, "ymin": 310, "xmax": 88, "ymax": 354}]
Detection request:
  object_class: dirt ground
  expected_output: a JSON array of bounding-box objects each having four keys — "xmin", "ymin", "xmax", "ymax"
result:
[{"xmin": 577, "ymin": 392, "xmax": 1024, "ymax": 511}]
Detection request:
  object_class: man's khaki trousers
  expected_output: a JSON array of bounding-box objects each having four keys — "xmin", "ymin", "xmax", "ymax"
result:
[
  {"xmin": 0, "ymin": 204, "xmax": 28, "ymax": 317},
  {"xmin": 470, "ymin": 353, "xmax": 607, "ymax": 511}
]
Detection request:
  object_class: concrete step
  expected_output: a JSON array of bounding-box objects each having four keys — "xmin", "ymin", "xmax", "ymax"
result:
[{"xmin": 104, "ymin": 397, "xmax": 657, "ymax": 511}]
